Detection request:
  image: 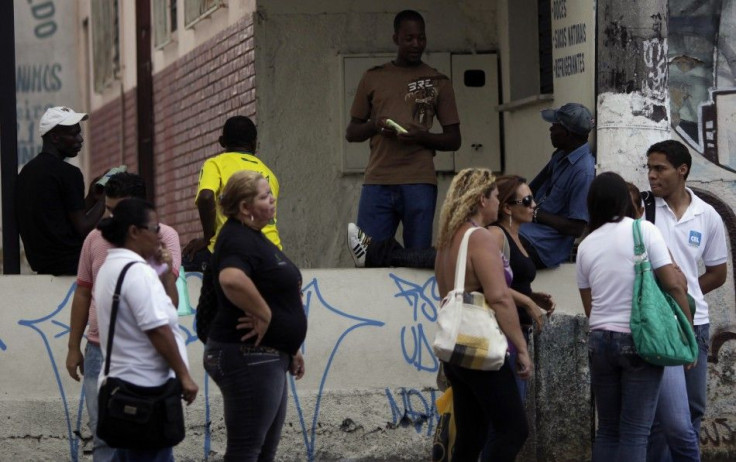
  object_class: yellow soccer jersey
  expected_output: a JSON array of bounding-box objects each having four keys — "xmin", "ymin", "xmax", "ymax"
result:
[{"xmin": 196, "ymin": 152, "xmax": 281, "ymax": 251}]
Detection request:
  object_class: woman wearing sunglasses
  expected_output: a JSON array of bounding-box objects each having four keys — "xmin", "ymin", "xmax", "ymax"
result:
[{"xmin": 487, "ymin": 175, "xmax": 556, "ymax": 395}]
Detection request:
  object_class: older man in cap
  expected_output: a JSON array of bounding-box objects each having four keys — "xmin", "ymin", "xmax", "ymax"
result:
[
  {"xmin": 17, "ymin": 106, "xmax": 105, "ymax": 275},
  {"xmin": 519, "ymin": 102, "xmax": 596, "ymax": 269}
]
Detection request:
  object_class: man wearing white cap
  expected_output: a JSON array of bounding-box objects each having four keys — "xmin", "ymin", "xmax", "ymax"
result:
[
  {"xmin": 519, "ymin": 102, "xmax": 596, "ymax": 269},
  {"xmin": 17, "ymin": 106, "xmax": 105, "ymax": 275}
]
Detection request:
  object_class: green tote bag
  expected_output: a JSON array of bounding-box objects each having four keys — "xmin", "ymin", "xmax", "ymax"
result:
[{"xmin": 630, "ymin": 219, "xmax": 698, "ymax": 366}]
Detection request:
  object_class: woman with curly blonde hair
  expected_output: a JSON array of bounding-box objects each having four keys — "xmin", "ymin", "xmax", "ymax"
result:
[{"xmin": 435, "ymin": 168, "xmax": 532, "ymax": 461}]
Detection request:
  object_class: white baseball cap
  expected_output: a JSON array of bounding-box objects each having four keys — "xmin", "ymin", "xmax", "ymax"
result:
[{"xmin": 39, "ymin": 106, "xmax": 89, "ymax": 137}]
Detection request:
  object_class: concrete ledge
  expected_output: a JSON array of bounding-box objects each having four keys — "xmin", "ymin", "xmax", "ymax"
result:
[{"xmin": 1, "ymin": 265, "xmax": 735, "ymax": 461}]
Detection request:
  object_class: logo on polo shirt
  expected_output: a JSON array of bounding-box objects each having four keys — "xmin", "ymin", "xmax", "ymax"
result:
[{"xmin": 688, "ymin": 230, "xmax": 702, "ymax": 247}]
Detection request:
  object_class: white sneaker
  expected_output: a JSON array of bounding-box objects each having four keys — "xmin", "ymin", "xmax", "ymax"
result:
[{"xmin": 347, "ymin": 223, "xmax": 370, "ymax": 268}]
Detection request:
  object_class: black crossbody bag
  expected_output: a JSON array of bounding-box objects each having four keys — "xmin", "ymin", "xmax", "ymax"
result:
[{"xmin": 97, "ymin": 261, "xmax": 186, "ymax": 450}]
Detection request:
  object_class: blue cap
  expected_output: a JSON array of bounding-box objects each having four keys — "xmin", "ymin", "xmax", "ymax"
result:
[{"xmin": 541, "ymin": 103, "xmax": 594, "ymax": 136}]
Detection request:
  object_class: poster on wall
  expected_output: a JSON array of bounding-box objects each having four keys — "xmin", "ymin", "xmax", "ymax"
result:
[
  {"xmin": 670, "ymin": 0, "xmax": 736, "ymax": 172},
  {"xmin": 14, "ymin": 1, "xmax": 80, "ymax": 168},
  {"xmin": 550, "ymin": 0, "xmax": 595, "ymax": 113}
]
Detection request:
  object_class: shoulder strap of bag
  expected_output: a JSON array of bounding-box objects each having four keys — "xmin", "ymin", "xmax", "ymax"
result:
[
  {"xmin": 633, "ymin": 219, "xmax": 646, "ymax": 258},
  {"xmin": 103, "ymin": 261, "xmax": 140, "ymax": 376},
  {"xmin": 453, "ymin": 227, "xmax": 479, "ymax": 292},
  {"xmin": 641, "ymin": 191, "xmax": 656, "ymax": 224}
]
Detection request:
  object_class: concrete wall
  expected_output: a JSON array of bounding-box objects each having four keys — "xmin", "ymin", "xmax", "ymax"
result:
[
  {"xmin": 2, "ymin": 265, "xmax": 735, "ymax": 461},
  {"xmin": 69, "ymin": 0, "xmax": 595, "ymax": 270},
  {"xmin": 253, "ymin": 0, "xmax": 498, "ymax": 268}
]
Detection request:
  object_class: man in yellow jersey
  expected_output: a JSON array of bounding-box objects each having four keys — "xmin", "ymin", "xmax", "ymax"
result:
[{"xmin": 183, "ymin": 116, "xmax": 281, "ymax": 270}]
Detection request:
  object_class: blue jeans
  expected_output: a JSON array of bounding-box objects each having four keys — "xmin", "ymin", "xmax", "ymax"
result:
[
  {"xmin": 115, "ymin": 447, "xmax": 173, "ymax": 462},
  {"xmin": 686, "ymin": 324, "xmax": 709, "ymax": 435},
  {"xmin": 647, "ymin": 366, "xmax": 700, "ymax": 462},
  {"xmin": 84, "ymin": 342, "xmax": 117, "ymax": 462},
  {"xmin": 203, "ymin": 341, "xmax": 290, "ymax": 462},
  {"xmin": 357, "ymin": 184, "xmax": 437, "ymax": 249},
  {"xmin": 588, "ymin": 330, "xmax": 664, "ymax": 462}
]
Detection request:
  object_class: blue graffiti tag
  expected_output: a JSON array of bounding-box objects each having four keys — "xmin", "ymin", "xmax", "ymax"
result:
[
  {"xmin": 292, "ymin": 278, "xmax": 384, "ymax": 462},
  {"xmin": 390, "ymin": 274, "xmax": 441, "ymax": 372},
  {"xmin": 179, "ymin": 271, "xmax": 212, "ymax": 460},
  {"xmin": 18, "ymin": 281, "xmax": 84, "ymax": 462},
  {"xmin": 385, "ymin": 387, "xmax": 440, "ymax": 436}
]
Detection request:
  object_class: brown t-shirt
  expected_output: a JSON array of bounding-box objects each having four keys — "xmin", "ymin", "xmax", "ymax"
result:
[{"xmin": 350, "ymin": 61, "xmax": 460, "ymax": 185}]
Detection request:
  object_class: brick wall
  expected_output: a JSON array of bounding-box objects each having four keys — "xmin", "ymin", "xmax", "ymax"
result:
[
  {"xmin": 88, "ymin": 14, "xmax": 256, "ymax": 246},
  {"xmin": 88, "ymin": 90, "xmax": 137, "ymax": 180}
]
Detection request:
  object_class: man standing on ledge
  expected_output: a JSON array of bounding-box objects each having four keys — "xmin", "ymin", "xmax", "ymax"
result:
[
  {"xmin": 17, "ymin": 106, "xmax": 104, "ymax": 275},
  {"xmin": 519, "ymin": 103, "xmax": 595, "ymax": 269},
  {"xmin": 345, "ymin": 9, "xmax": 461, "ymax": 253}
]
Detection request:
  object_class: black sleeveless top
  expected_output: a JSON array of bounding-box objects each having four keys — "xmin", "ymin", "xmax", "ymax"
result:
[{"xmin": 492, "ymin": 225, "xmax": 537, "ymax": 326}]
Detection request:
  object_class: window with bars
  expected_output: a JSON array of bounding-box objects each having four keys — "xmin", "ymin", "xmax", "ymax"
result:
[
  {"xmin": 184, "ymin": 0, "xmax": 223, "ymax": 28},
  {"xmin": 91, "ymin": 0, "xmax": 120, "ymax": 93},
  {"xmin": 153, "ymin": 0, "xmax": 178, "ymax": 48}
]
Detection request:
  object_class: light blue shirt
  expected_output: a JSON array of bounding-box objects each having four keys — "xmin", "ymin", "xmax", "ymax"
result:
[{"xmin": 520, "ymin": 143, "xmax": 595, "ymax": 268}]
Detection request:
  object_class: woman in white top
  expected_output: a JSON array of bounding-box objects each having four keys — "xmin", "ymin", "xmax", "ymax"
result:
[
  {"xmin": 576, "ymin": 172, "xmax": 690, "ymax": 462},
  {"xmin": 95, "ymin": 198, "xmax": 198, "ymax": 461}
]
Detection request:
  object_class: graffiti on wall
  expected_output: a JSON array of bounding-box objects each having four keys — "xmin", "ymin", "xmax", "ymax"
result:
[
  {"xmin": 669, "ymin": 0, "xmax": 736, "ymax": 170},
  {"xmin": 16, "ymin": 268, "xmax": 735, "ymax": 459},
  {"xmin": 13, "ymin": 271, "xmax": 442, "ymax": 461}
]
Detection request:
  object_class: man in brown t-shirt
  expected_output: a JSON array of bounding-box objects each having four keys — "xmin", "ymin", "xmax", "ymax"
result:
[{"xmin": 345, "ymin": 9, "xmax": 461, "ymax": 258}]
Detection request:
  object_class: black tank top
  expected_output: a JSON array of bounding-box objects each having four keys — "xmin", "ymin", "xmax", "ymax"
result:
[{"xmin": 493, "ymin": 225, "xmax": 537, "ymax": 326}]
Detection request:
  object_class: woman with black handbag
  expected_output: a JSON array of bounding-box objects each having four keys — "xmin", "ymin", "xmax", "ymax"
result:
[
  {"xmin": 434, "ymin": 168, "xmax": 532, "ymax": 461},
  {"xmin": 95, "ymin": 198, "xmax": 198, "ymax": 462},
  {"xmin": 203, "ymin": 170, "xmax": 307, "ymax": 461}
]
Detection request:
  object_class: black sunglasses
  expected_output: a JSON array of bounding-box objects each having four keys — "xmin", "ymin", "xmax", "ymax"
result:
[
  {"xmin": 508, "ymin": 195, "xmax": 534, "ymax": 207},
  {"xmin": 137, "ymin": 223, "xmax": 161, "ymax": 233}
]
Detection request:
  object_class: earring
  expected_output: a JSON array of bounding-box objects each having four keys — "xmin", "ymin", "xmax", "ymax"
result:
[
  {"xmin": 250, "ymin": 214, "xmax": 254, "ymax": 221},
  {"xmin": 509, "ymin": 215, "xmax": 512, "ymax": 227}
]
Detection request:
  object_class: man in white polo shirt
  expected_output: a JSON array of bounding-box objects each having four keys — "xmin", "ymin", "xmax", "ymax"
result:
[{"xmin": 645, "ymin": 139, "xmax": 728, "ymax": 461}]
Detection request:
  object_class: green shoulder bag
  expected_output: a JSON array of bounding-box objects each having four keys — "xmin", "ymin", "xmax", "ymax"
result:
[{"xmin": 630, "ymin": 219, "xmax": 698, "ymax": 366}]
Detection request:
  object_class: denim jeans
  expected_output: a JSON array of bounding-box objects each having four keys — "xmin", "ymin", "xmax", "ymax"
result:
[
  {"xmin": 588, "ymin": 330, "xmax": 664, "ymax": 462},
  {"xmin": 686, "ymin": 324, "xmax": 709, "ymax": 435},
  {"xmin": 203, "ymin": 340, "xmax": 290, "ymax": 462},
  {"xmin": 115, "ymin": 447, "xmax": 174, "ymax": 462},
  {"xmin": 647, "ymin": 366, "xmax": 700, "ymax": 462},
  {"xmin": 357, "ymin": 184, "xmax": 437, "ymax": 249},
  {"xmin": 84, "ymin": 342, "xmax": 117, "ymax": 462},
  {"xmin": 443, "ymin": 360, "xmax": 528, "ymax": 462}
]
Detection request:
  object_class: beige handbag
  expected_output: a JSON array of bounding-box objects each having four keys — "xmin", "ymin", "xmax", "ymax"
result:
[{"xmin": 433, "ymin": 227, "xmax": 508, "ymax": 371}]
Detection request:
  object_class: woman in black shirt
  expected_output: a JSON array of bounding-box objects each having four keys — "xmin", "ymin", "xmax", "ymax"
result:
[
  {"xmin": 203, "ymin": 170, "xmax": 306, "ymax": 462},
  {"xmin": 488, "ymin": 175, "xmax": 556, "ymax": 392}
]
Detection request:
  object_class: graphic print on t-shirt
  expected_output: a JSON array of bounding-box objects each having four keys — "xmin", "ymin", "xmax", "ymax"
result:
[
  {"xmin": 405, "ymin": 77, "xmax": 440, "ymax": 126},
  {"xmin": 688, "ymin": 230, "xmax": 702, "ymax": 247}
]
